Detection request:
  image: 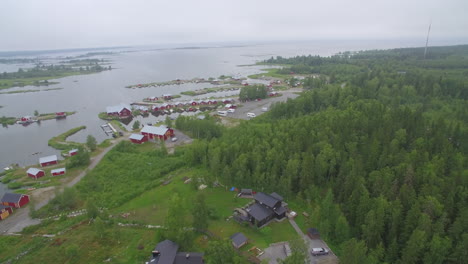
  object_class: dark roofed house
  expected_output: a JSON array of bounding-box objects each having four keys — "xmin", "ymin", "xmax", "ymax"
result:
[
  {"xmin": 243, "ymin": 192, "xmax": 287, "ymax": 227},
  {"xmin": 147, "ymin": 240, "xmax": 203, "ymax": 264},
  {"xmin": 230, "ymin": 232, "xmax": 248, "ymax": 249},
  {"xmin": 1, "ymin": 193, "xmax": 30, "ymax": 208}
]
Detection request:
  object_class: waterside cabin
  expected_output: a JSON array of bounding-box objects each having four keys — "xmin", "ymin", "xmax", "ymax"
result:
[
  {"xmin": 39, "ymin": 155, "xmax": 58, "ymax": 167},
  {"xmin": 1, "ymin": 193, "xmax": 30, "ymax": 208},
  {"xmin": 26, "ymin": 168, "xmax": 45, "ymax": 179}
]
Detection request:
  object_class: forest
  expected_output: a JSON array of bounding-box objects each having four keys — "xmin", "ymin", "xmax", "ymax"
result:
[{"xmin": 182, "ymin": 45, "xmax": 468, "ymax": 263}]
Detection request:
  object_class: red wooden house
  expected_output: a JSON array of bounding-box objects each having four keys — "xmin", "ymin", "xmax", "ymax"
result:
[
  {"xmin": 163, "ymin": 94, "xmax": 173, "ymax": 100},
  {"xmin": 190, "ymin": 101, "xmax": 198, "ymax": 106},
  {"xmin": 69, "ymin": 149, "xmax": 78, "ymax": 156},
  {"xmin": 141, "ymin": 125, "xmax": 174, "ymax": 140},
  {"xmin": 39, "ymin": 155, "xmax": 58, "ymax": 167},
  {"xmin": 1, "ymin": 193, "xmax": 30, "ymax": 208},
  {"xmin": 0, "ymin": 205, "xmax": 13, "ymax": 220},
  {"xmin": 152, "ymin": 106, "xmax": 160, "ymax": 111},
  {"xmin": 106, "ymin": 104, "xmax": 132, "ymax": 117},
  {"xmin": 51, "ymin": 168, "xmax": 66, "ymax": 176},
  {"xmin": 129, "ymin": 134, "xmax": 148, "ymax": 144},
  {"xmin": 27, "ymin": 168, "xmax": 45, "ymax": 179}
]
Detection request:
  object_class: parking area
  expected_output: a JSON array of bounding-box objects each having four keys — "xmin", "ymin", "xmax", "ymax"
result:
[
  {"xmin": 259, "ymin": 242, "xmax": 289, "ymax": 264},
  {"xmin": 227, "ymin": 88, "xmax": 302, "ymax": 120}
]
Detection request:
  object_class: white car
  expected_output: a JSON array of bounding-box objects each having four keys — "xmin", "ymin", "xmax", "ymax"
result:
[
  {"xmin": 311, "ymin": 248, "xmax": 329, "ymax": 256},
  {"xmin": 171, "ymin": 137, "xmax": 178, "ymax": 142},
  {"xmin": 261, "ymin": 107, "xmax": 268, "ymax": 112},
  {"xmin": 247, "ymin": 112, "xmax": 256, "ymax": 118},
  {"xmin": 227, "ymin": 108, "xmax": 235, "ymax": 113}
]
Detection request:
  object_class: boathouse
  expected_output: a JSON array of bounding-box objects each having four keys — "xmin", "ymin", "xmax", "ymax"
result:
[
  {"xmin": 39, "ymin": 155, "xmax": 58, "ymax": 167},
  {"xmin": 1, "ymin": 193, "xmax": 30, "ymax": 208},
  {"xmin": 106, "ymin": 104, "xmax": 132, "ymax": 117},
  {"xmin": 0, "ymin": 205, "xmax": 13, "ymax": 220},
  {"xmin": 129, "ymin": 134, "xmax": 148, "ymax": 144},
  {"xmin": 51, "ymin": 168, "xmax": 66, "ymax": 176},
  {"xmin": 69, "ymin": 149, "xmax": 78, "ymax": 156},
  {"xmin": 27, "ymin": 168, "xmax": 45, "ymax": 179},
  {"xmin": 162, "ymin": 94, "xmax": 173, "ymax": 100},
  {"xmin": 141, "ymin": 125, "xmax": 174, "ymax": 140}
]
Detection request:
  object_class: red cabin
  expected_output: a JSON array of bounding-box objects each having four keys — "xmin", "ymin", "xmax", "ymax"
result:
[
  {"xmin": 39, "ymin": 155, "xmax": 58, "ymax": 167},
  {"xmin": 141, "ymin": 125, "xmax": 174, "ymax": 141},
  {"xmin": 51, "ymin": 168, "xmax": 66, "ymax": 176},
  {"xmin": 69, "ymin": 149, "xmax": 78, "ymax": 156},
  {"xmin": 55, "ymin": 112, "xmax": 66, "ymax": 118},
  {"xmin": 1, "ymin": 193, "xmax": 30, "ymax": 208},
  {"xmin": 129, "ymin": 134, "xmax": 148, "ymax": 144},
  {"xmin": 27, "ymin": 168, "xmax": 45, "ymax": 179},
  {"xmin": 0, "ymin": 205, "xmax": 13, "ymax": 220},
  {"xmin": 106, "ymin": 104, "xmax": 132, "ymax": 117}
]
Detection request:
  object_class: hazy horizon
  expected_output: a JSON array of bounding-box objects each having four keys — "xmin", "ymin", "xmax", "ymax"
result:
[{"xmin": 1, "ymin": 0, "xmax": 467, "ymax": 52}]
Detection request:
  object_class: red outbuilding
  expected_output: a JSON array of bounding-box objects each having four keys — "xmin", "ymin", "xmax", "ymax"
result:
[
  {"xmin": 55, "ymin": 112, "xmax": 67, "ymax": 119},
  {"xmin": 27, "ymin": 168, "xmax": 45, "ymax": 179},
  {"xmin": 69, "ymin": 149, "xmax": 78, "ymax": 156},
  {"xmin": 51, "ymin": 168, "xmax": 66, "ymax": 176},
  {"xmin": 39, "ymin": 155, "xmax": 58, "ymax": 167},
  {"xmin": 0, "ymin": 205, "xmax": 13, "ymax": 220},
  {"xmin": 1, "ymin": 193, "xmax": 30, "ymax": 208},
  {"xmin": 129, "ymin": 133, "xmax": 148, "ymax": 144},
  {"xmin": 141, "ymin": 125, "xmax": 174, "ymax": 140}
]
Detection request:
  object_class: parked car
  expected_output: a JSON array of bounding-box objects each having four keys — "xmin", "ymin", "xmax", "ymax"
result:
[
  {"xmin": 311, "ymin": 248, "xmax": 329, "ymax": 256},
  {"xmin": 261, "ymin": 107, "xmax": 268, "ymax": 112},
  {"xmin": 247, "ymin": 112, "xmax": 256, "ymax": 118},
  {"xmin": 227, "ymin": 108, "xmax": 235, "ymax": 113},
  {"xmin": 171, "ymin": 137, "xmax": 178, "ymax": 142}
]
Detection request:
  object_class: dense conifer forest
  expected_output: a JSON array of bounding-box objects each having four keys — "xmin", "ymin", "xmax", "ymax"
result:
[{"xmin": 184, "ymin": 45, "xmax": 468, "ymax": 263}]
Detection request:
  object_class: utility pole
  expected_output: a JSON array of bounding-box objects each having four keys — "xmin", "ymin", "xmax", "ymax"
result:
[{"xmin": 424, "ymin": 21, "xmax": 432, "ymax": 59}]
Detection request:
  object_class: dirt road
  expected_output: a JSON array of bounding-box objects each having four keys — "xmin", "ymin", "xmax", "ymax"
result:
[{"xmin": 0, "ymin": 136, "xmax": 127, "ymax": 234}]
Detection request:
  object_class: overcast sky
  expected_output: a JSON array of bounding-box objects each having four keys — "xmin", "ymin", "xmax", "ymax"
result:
[{"xmin": 1, "ymin": 0, "xmax": 467, "ymax": 51}]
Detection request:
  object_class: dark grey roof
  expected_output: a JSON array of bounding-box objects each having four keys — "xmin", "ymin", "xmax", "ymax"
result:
[
  {"xmin": 308, "ymin": 228, "xmax": 320, "ymax": 235},
  {"xmin": 248, "ymin": 203, "xmax": 273, "ymax": 221},
  {"xmin": 1, "ymin": 193, "xmax": 23, "ymax": 203},
  {"xmin": 274, "ymin": 206, "xmax": 287, "ymax": 215},
  {"xmin": 149, "ymin": 240, "xmax": 179, "ymax": 264},
  {"xmin": 254, "ymin": 192, "xmax": 280, "ymax": 208},
  {"xmin": 174, "ymin": 252, "xmax": 204, "ymax": 264},
  {"xmin": 230, "ymin": 232, "xmax": 248, "ymax": 247},
  {"xmin": 0, "ymin": 204, "xmax": 12, "ymax": 210},
  {"xmin": 270, "ymin": 192, "xmax": 284, "ymax": 202},
  {"xmin": 241, "ymin": 189, "xmax": 252, "ymax": 194}
]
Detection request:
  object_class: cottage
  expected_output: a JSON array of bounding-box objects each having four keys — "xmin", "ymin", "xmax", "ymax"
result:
[
  {"xmin": 69, "ymin": 149, "xmax": 78, "ymax": 156},
  {"xmin": 141, "ymin": 125, "xmax": 174, "ymax": 140},
  {"xmin": 20, "ymin": 116, "xmax": 33, "ymax": 122},
  {"xmin": 106, "ymin": 104, "xmax": 132, "ymax": 117},
  {"xmin": 0, "ymin": 205, "xmax": 13, "ymax": 220},
  {"xmin": 51, "ymin": 168, "xmax": 66, "ymax": 176},
  {"xmin": 244, "ymin": 192, "xmax": 287, "ymax": 227},
  {"xmin": 55, "ymin": 112, "xmax": 67, "ymax": 118},
  {"xmin": 129, "ymin": 133, "xmax": 148, "ymax": 144},
  {"xmin": 163, "ymin": 94, "xmax": 173, "ymax": 100},
  {"xmin": 146, "ymin": 240, "xmax": 204, "ymax": 264},
  {"xmin": 1, "ymin": 193, "xmax": 30, "ymax": 208},
  {"xmin": 27, "ymin": 168, "xmax": 45, "ymax": 179},
  {"xmin": 230, "ymin": 232, "xmax": 248, "ymax": 249},
  {"xmin": 39, "ymin": 155, "xmax": 58, "ymax": 167}
]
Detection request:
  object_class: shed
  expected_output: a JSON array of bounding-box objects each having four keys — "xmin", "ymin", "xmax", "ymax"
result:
[
  {"xmin": 0, "ymin": 205, "xmax": 13, "ymax": 220},
  {"xmin": 55, "ymin": 112, "xmax": 67, "ymax": 118},
  {"xmin": 129, "ymin": 134, "xmax": 148, "ymax": 144},
  {"xmin": 27, "ymin": 168, "xmax": 45, "ymax": 179},
  {"xmin": 39, "ymin": 155, "xmax": 58, "ymax": 167},
  {"xmin": 69, "ymin": 149, "xmax": 78, "ymax": 156},
  {"xmin": 230, "ymin": 232, "xmax": 248, "ymax": 249},
  {"xmin": 51, "ymin": 168, "xmax": 66, "ymax": 176},
  {"xmin": 1, "ymin": 193, "xmax": 30, "ymax": 208},
  {"xmin": 240, "ymin": 189, "xmax": 253, "ymax": 196},
  {"xmin": 307, "ymin": 228, "xmax": 320, "ymax": 239}
]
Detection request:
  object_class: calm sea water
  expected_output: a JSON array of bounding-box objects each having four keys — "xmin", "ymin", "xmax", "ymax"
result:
[{"xmin": 0, "ymin": 40, "xmax": 422, "ymax": 195}]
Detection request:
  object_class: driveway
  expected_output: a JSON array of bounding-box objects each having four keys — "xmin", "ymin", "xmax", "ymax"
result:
[{"xmin": 289, "ymin": 219, "xmax": 338, "ymax": 264}]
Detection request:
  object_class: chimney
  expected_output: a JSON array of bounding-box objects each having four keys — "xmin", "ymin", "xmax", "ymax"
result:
[
  {"xmin": 185, "ymin": 253, "xmax": 190, "ymax": 259},
  {"xmin": 152, "ymin": 250, "xmax": 160, "ymax": 258}
]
